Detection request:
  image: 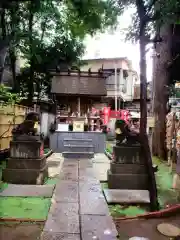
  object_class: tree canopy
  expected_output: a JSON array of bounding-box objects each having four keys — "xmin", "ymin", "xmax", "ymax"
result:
[
  {"xmin": 118, "ymin": 0, "xmax": 180, "ymax": 42},
  {"xmin": 0, "ymin": 0, "xmax": 120, "ymax": 103}
]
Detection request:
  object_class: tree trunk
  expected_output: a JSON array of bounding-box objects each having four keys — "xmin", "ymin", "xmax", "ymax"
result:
[
  {"xmin": 9, "ymin": 2, "xmax": 19, "ymax": 91},
  {"xmin": 0, "ymin": 8, "xmax": 7, "ymax": 84},
  {"xmin": 9, "ymin": 49, "xmax": 17, "ymax": 90},
  {"xmin": 152, "ymin": 25, "xmax": 171, "ymax": 159},
  {"xmin": 136, "ymin": 0, "xmax": 159, "ymax": 211},
  {"xmin": 28, "ymin": 1, "xmax": 34, "ymax": 103},
  {"xmin": 139, "ymin": 37, "xmax": 147, "ymax": 135}
]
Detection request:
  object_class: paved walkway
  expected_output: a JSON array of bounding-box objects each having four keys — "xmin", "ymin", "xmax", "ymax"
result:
[{"xmin": 41, "ymin": 156, "xmax": 118, "ymax": 240}]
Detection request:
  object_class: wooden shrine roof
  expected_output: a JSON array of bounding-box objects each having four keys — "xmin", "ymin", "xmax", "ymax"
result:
[{"xmin": 51, "ymin": 70, "xmax": 107, "ymax": 96}]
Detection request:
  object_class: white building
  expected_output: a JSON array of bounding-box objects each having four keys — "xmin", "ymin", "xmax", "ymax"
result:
[{"xmin": 81, "ymin": 57, "xmax": 139, "ymax": 109}]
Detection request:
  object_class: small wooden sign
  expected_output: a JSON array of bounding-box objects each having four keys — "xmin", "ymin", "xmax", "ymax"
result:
[
  {"xmin": 73, "ymin": 121, "xmax": 84, "ymax": 132},
  {"xmin": 147, "ymin": 117, "xmax": 155, "ymax": 128}
]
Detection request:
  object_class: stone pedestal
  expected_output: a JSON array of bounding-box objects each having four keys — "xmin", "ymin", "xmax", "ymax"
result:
[
  {"xmin": 108, "ymin": 144, "xmax": 148, "ymax": 190},
  {"xmin": 3, "ymin": 138, "xmax": 48, "ymax": 184}
]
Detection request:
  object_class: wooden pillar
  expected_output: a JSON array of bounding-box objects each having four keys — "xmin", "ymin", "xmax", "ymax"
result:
[{"xmin": 78, "ymin": 97, "xmax": 80, "ymax": 116}]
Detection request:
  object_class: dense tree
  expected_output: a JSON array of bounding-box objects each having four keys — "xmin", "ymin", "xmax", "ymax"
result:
[
  {"xmin": 116, "ymin": 0, "xmax": 180, "ymax": 210},
  {"xmin": 118, "ymin": 0, "xmax": 180, "ymax": 159},
  {"xmin": 0, "ymin": 0, "xmax": 120, "ymax": 102}
]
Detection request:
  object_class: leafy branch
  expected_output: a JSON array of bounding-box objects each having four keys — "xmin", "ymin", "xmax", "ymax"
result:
[{"xmin": 0, "ymin": 84, "xmax": 20, "ymax": 104}]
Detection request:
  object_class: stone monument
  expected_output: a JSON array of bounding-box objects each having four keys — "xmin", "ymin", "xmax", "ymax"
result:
[
  {"xmin": 107, "ymin": 119, "xmax": 149, "ymax": 190},
  {"xmin": 3, "ymin": 112, "xmax": 48, "ymax": 184}
]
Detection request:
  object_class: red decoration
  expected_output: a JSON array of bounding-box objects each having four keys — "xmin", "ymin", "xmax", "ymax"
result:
[
  {"xmin": 40, "ymin": 144, "xmax": 44, "ymax": 156},
  {"xmin": 102, "ymin": 107, "xmax": 110, "ymax": 125},
  {"xmin": 109, "ymin": 110, "xmax": 121, "ymax": 119}
]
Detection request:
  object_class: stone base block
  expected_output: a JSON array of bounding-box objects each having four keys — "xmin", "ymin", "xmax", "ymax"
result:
[
  {"xmin": 107, "ymin": 170, "xmax": 148, "ymax": 190},
  {"xmin": 6, "ymin": 156, "xmax": 46, "ymax": 169},
  {"xmin": 113, "ymin": 145, "xmax": 144, "ymax": 164},
  {"xmin": 2, "ymin": 165, "xmax": 48, "ymax": 184},
  {"xmin": 10, "ymin": 140, "xmax": 42, "ymax": 159},
  {"xmin": 110, "ymin": 162, "xmax": 147, "ymax": 175}
]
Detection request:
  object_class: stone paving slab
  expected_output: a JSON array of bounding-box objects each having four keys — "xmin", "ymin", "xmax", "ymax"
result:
[
  {"xmin": 93, "ymin": 162, "xmax": 110, "ymax": 181},
  {"xmin": 44, "ymin": 202, "xmax": 79, "ymax": 234},
  {"xmin": 0, "ymin": 184, "xmax": 55, "ymax": 197},
  {"xmin": 47, "ymin": 153, "xmax": 63, "ymax": 161},
  {"xmin": 92, "ymin": 153, "xmax": 110, "ymax": 163},
  {"xmin": 53, "ymin": 180, "xmax": 78, "ymax": 203},
  {"xmin": 63, "ymin": 159, "xmax": 79, "ymax": 166},
  {"xmin": 60, "ymin": 170, "xmax": 78, "ymax": 181},
  {"xmin": 79, "ymin": 159, "xmax": 93, "ymax": 169},
  {"xmin": 59, "ymin": 164, "xmax": 78, "ymax": 181},
  {"xmin": 79, "ymin": 178, "xmax": 109, "ymax": 215},
  {"xmin": 41, "ymin": 232, "xmax": 80, "ymax": 240},
  {"xmin": 81, "ymin": 214, "xmax": 118, "ymax": 240},
  {"xmin": 103, "ymin": 189, "xmax": 150, "ymax": 204},
  {"xmin": 80, "ymin": 193, "xmax": 109, "ymax": 215},
  {"xmin": 79, "ymin": 180, "xmax": 102, "ymax": 192},
  {"xmin": 79, "ymin": 168, "xmax": 98, "ymax": 183}
]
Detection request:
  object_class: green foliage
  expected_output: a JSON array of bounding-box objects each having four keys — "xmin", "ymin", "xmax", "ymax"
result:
[
  {"xmin": 118, "ymin": 0, "xmax": 180, "ymax": 42},
  {"xmin": 0, "ymin": 0, "xmax": 120, "ymax": 102},
  {"xmin": 0, "ymin": 84, "xmax": 20, "ymax": 104}
]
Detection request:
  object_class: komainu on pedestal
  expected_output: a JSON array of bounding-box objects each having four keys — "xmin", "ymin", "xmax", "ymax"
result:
[
  {"xmin": 3, "ymin": 112, "xmax": 48, "ymax": 184},
  {"xmin": 107, "ymin": 119, "xmax": 149, "ymax": 190}
]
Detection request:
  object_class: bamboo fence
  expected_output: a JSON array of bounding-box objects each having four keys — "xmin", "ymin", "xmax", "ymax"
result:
[{"xmin": 0, "ymin": 104, "xmax": 32, "ymax": 151}]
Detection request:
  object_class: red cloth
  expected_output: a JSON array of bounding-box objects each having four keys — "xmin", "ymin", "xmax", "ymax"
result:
[{"xmin": 102, "ymin": 107, "xmax": 110, "ymax": 125}]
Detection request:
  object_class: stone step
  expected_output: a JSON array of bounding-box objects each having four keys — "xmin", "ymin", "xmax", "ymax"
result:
[
  {"xmin": 64, "ymin": 138, "xmax": 93, "ymax": 145},
  {"xmin": 64, "ymin": 144, "xmax": 94, "ymax": 152},
  {"xmin": 62, "ymin": 152, "xmax": 94, "ymax": 159},
  {"xmin": 103, "ymin": 189, "xmax": 150, "ymax": 204},
  {"xmin": 107, "ymin": 170, "xmax": 149, "ymax": 190}
]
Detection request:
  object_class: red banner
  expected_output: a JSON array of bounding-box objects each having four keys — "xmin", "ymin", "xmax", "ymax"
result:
[
  {"xmin": 103, "ymin": 107, "xmax": 110, "ymax": 125},
  {"xmin": 109, "ymin": 110, "xmax": 121, "ymax": 119}
]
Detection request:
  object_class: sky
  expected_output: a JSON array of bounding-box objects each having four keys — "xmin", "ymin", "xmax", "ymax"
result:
[{"xmin": 83, "ymin": 8, "xmax": 153, "ymax": 82}]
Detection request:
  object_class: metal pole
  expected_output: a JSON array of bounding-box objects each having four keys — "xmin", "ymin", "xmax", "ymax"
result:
[{"xmin": 114, "ymin": 62, "xmax": 117, "ymax": 111}]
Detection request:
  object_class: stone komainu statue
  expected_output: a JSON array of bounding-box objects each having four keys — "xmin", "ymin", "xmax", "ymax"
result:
[
  {"xmin": 115, "ymin": 119, "xmax": 140, "ymax": 145},
  {"xmin": 12, "ymin": 112, "xmax": 40, "ymax": 136}
]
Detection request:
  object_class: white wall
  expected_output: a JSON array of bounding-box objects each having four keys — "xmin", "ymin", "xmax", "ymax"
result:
[
  {"xmin": 41, "ymin": 112, "xmax": 55, "ymax": 137},
  {"xmin": 41, "ymin": 112, "xmax": 49, "ymax": 137}
]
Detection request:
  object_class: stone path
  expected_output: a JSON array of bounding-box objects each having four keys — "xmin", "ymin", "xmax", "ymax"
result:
[{"xmin": 41, "ymin": 157, "xmax": 118, "ymax": 240}]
